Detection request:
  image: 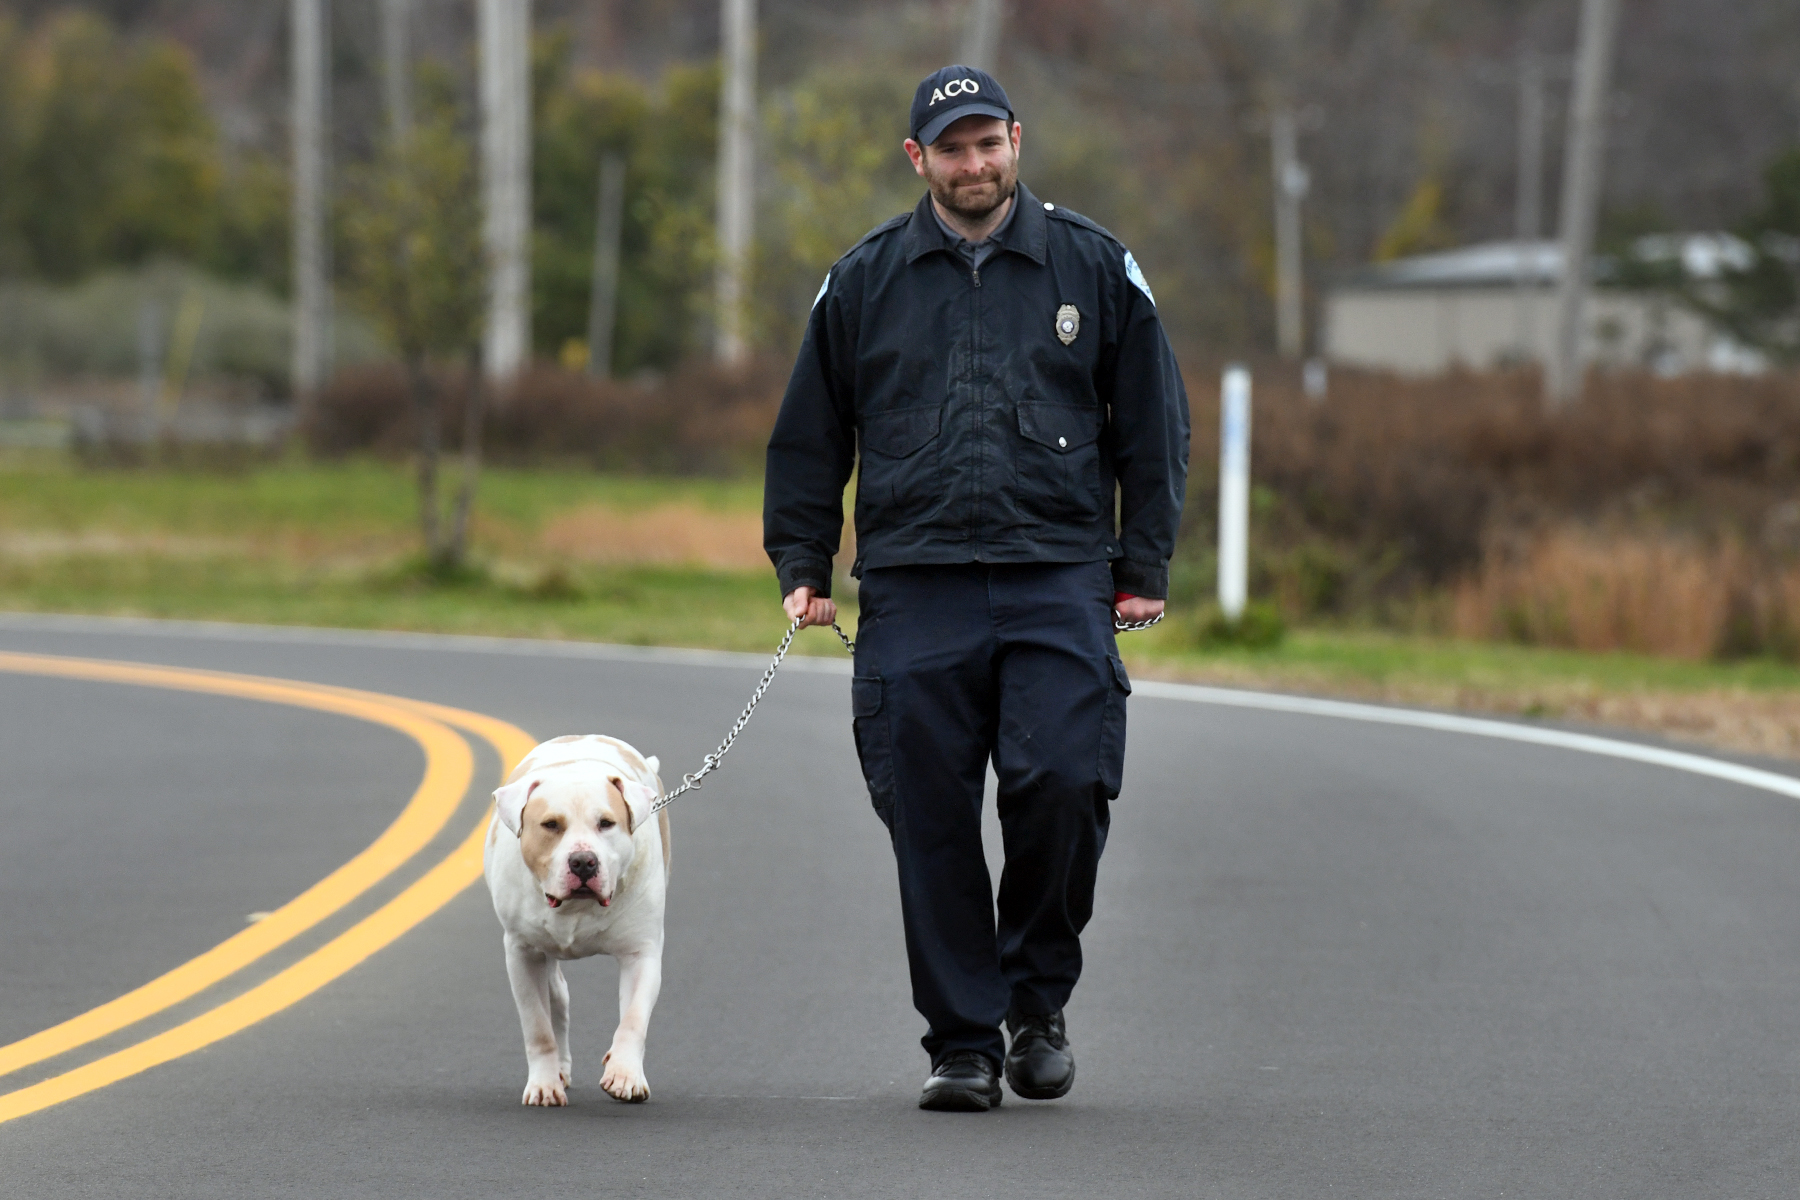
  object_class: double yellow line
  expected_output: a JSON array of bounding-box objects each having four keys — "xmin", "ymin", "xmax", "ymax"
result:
[{"xmin": 0, "ymin": 652, "xmax": 536, "ymax": 1125}]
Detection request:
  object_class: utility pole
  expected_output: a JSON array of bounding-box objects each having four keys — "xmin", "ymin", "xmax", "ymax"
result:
[
  {"xmin": 1545, "ymin": 0, "xmax": 1620, "ymax": 408},
  {"xmin": 381, "ymin": 0, "xmax": 413, "ymax": 144},
  {"xmin": 586, "ymin": 153, "xmax": 626, "ymax": 380},
  {"xmin": 714, "ymin": 0, "xmax": 755, "ymax": 365},
  {"xmin": 480, "ymin": 0, "xmax": 532, "ymax": 387},
  {"xmin": 1513, "ymin": 48, "xmax": 1545, "ymax": 362},
  {"xmin": 1270, "ymin": 107, "xmax": 1310, "ymax": 359},
  {"xmin": 290, "ymin": 0, "xmax": 331, "ymax": 417},
  {"xmin": 962, "ymin": 0, "xmax": 1003, "ymax": 70}
]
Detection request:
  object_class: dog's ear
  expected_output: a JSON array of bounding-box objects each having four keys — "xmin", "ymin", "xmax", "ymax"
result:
[
  {"xmin": 493, "ymin": 777, "xmax": 536, "ymax": 836},
  {"xmin": 644, "ymin": 755, "xmax": 660, "ymax": 776},
  {"xmin": 610, "ymin": 775, "xmax": 657, "ymax": 834}
]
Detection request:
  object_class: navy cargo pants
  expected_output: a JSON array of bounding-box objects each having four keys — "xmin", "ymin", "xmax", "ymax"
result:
[{"xmin": 850, "ymin": 561, "xmax": 1131, "ymax": 1066}]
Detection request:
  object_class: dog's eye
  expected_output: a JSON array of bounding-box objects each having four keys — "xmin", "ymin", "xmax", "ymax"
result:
[
  {"xmin": 598, "ymin": 818, "xmax": 616, "ymax": 830},
  {"xmin": 540, "ymin": 819, "xmax": 561, "ymax": 831}
]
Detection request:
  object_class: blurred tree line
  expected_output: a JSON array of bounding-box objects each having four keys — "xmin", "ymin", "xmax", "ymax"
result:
[
  {"xmin": 0, "ymin": 8, "xmax": 928, "ymax": 383},
  {"xmin": 5, "ymin": 0, "xmax": 1799, "ymax": 381},
  {"xmin": 0, "ymin": 10, "xmax": 288, "ymax": 286}
]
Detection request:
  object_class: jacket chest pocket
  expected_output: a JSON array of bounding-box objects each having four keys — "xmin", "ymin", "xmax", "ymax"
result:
[
  {"xmin": 859, "ymin": 404, "xmax": 943, "ymax": 519},
  {"xmin": 1015, "ymin": 400, "xmax": 1104, "ymax": 522}
]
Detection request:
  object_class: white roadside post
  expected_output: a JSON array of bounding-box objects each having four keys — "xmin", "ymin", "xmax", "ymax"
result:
[{"xmin": 1217, "ymin": 365, "xmax": 1252, "ymax": 623}]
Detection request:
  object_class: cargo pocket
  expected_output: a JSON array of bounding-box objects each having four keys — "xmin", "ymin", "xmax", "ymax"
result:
[
  {"xmin": 851, "ymin": 675, "xmax": 896, "ymax": 829},
  {"xmin": 1097, "ymin": 655, "xmax": 1131, "ymax": 799}
]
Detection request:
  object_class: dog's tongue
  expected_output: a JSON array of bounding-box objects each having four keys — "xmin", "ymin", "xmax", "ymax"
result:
[{"xmin": 544, "ymin": 894, "xmax": 561, "ymax": 908}]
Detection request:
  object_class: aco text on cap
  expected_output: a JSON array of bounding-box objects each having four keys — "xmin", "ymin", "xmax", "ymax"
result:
[{"xmin": 910, "ymin": 65, "xmax": 1014, "ymax": 147}]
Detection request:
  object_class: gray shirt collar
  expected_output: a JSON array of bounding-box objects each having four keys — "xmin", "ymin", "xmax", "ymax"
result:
[{"xmin": 932, "ymin": 192, "xmax": 1020, "ymax": 269}]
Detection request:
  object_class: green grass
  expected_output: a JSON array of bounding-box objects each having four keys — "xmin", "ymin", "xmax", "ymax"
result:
[
  {"xmin": 1122, "ymin": 618, "xmax": 1800, "ymax": 701},
  {"xmin": 0, "ymin": 454, "xmax": 763, "ymax": 537},
  {"xmin": 0, "ymin": 554, "xmax": 830, "ymax": 654},
  {"xmin": 0, "ymin": 455, "xmax": 806, "ymax": 652}
]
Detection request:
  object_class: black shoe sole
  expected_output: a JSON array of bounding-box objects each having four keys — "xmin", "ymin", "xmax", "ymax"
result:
[
  {"xmin": 919, "ymin": 1081, "xmax": 1003, "ymax": 1112},
  {"xmin": 1005, "ymin": 1061, "xmax": 1075, "ymax": 1100}
]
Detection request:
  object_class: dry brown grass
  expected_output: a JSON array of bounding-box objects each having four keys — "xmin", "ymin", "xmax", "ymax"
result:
[
  {"xmin": 1451, "ymin": 530, "xmax": 1739, "ymax": 658},
  {"xmin": 1174, "ymin": 363, "xmax": 1800, "ymax": 657},
  {"xmin": 1446, "ymin": 528, "xmax": 1800, "ymax": 660},
  {"xmin": 539, "ymin": 503, "xmax": 768, "ymax": 570},
  {"xmin": 1189, "ymin": 362, "xmax": 1800, "ymax": 584}
]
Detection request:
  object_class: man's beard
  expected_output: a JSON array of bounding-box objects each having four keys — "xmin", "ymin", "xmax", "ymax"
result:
[{"xmin": 926, "ymin": 153, "xmax": 1019, "ymax": 221}]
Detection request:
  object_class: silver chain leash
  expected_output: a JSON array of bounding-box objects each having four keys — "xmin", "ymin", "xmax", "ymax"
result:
[
  {"xmin": 650, "ymin": 617, "xmax": 854, "ymax": 815},
  {"xmin": 651, "ymin": 605, "xmax": 1158, "ymax": 815}
]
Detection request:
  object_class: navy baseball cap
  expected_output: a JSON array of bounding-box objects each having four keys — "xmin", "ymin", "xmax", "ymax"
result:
[{"xmin": 910, "ymin": 65, "xmax": 1013, "ymax": 147}]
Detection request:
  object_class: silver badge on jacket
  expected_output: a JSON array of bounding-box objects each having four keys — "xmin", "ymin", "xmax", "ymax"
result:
[{"xmin": 1055, "ymin": 303, "xmax": 1080, "ymax": 346}]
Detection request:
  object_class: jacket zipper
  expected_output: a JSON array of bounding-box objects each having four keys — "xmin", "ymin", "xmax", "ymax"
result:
[{"xmin": 970, "ymin": 262, "xmax": 981, "ymax": 548}]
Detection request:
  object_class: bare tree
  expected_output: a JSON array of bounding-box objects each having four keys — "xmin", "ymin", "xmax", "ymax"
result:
[
  {"xmin": 962, "ymin": 0, "xmax": 1003, "ymax": 71},
  {"xmin": 587, "ymin": 152, "xmax": 626, "ymax": 380},
  {"xmin": 381, "ymin": 0, "xmax": 413, "ymax": 144},
  {"xmin": 480, "ymin": 0, "xmax": 532, "ymax": 387},
  {"xmin": 1270, "ymin": 107, "xmax": 1310, "ymax": 358},
  {"xmin": 715, "ymin": 0, "xmax": 755, "ymax": 365},
  {"xmin": 343, "ymin": 117, "xmax": 487, "ymax": 574},
  {"xmin": 290, "ymin": 0, "xmax": 331, "ymax": 415}
]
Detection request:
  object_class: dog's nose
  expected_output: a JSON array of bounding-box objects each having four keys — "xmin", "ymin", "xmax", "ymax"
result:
[{"xmin": 568, "ymin": 850, "xmax": 599, "ymax": 881}]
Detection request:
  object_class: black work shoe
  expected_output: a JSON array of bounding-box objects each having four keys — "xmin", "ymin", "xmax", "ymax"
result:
[
  {"xmin": 1004, "ymin": 1008, "xmax": 1075, "ymax": 1100},
  {"xmin": 919, "ymin": 1050, "xmax": 1003, "ymax": 1112}
]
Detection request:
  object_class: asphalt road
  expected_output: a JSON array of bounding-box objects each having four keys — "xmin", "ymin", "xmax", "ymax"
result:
[{"xmin": 2, "ymin": 614, "xmax": 1799, "ymax": 1198}]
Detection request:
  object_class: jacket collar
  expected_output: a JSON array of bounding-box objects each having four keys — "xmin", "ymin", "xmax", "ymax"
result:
[{"xmin": 903, "ymin": 181, "xmax": 1047, "ymax": 265}]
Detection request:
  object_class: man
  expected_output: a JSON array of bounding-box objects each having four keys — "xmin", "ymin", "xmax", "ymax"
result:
[{"xmin": 763, "ymin": 65, "xmax": 1189, "ymax": 1112}]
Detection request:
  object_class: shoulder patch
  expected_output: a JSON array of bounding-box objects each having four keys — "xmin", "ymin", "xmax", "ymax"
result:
[{"xmin": 1123, "ymin": 250, "xmax": 1156, "ymax": 306}]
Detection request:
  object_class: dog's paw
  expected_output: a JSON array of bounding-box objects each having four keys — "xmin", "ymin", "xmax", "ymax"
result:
[
  {"xmin": 599, "ymin": 1052, "xmax": 650, "ymax": 1103},
  {"xmin": 521, "ymin": 1076, "xmax": 569, "ymax": 1107}
]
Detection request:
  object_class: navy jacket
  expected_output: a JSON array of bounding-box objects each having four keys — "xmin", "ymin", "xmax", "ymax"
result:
[{"xmin": 763, "ymin": 183, "xmax": 1190, "ymax": 599}]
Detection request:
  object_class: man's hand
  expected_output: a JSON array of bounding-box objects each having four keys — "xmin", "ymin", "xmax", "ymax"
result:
[
  {"xmin": 1114, "ymin": 596, "xmax": 1165, "ymax": 625},
  {"xmin": 783, "ymin": 586, "xmax": 838, "ymax": 630}
]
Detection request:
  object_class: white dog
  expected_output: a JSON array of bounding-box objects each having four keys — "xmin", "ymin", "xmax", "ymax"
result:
[{"xmin": 483, "ymin": 734, "xmax": 670, "ymax": 1106}]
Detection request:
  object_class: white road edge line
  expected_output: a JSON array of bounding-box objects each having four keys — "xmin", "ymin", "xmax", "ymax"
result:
[
  {"xmin": 4, "ymin": 611, "xmax": 1797, "ymax": 800},
  {"xmin": 1133, "ymin": 680, "xmax": 1800, "ymax": 801}
]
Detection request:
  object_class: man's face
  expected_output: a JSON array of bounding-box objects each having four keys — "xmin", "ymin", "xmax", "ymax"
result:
[{"xmin": 905, "ymin": 115, "xmax": 1021, "ymax": 221}]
